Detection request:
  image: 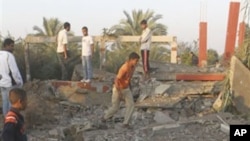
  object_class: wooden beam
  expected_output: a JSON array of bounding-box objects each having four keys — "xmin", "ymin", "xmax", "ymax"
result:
[
  {"xmin": 176, "ymin": 73, "xmax": 225, "ymax": 81},
  {"xmin": 25, "ymin": 35, "xmax": 176, "ymax": 43}
]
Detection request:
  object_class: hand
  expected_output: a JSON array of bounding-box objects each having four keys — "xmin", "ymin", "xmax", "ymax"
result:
[{"xmin": 64, "ymin": 55, "xmax": 68, "ymax": 59}]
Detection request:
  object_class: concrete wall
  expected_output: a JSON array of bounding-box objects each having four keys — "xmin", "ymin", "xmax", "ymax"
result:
[{"xmin": 230, "ymin": 56, "xmax": 250, "ymax": 113}]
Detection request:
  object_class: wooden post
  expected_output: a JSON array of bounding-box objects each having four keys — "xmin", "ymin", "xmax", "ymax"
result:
[
  {"xmin": 24, "ymin": 43, "xmax": 31, "ymax": 81},
  {"xmin": 199, "ymin": 22, "xmax": 207, "ymax": 67},
  {"xmin": 224, "ymin": 1, "xmax": 240, "ymax": 61},
  {"xmin": 170, "ymin": 37, "xmax": 178, "ymax": 63},
  {"xmin": 99, "ymin": 37, "xmax": 106, "ymax": 70}
]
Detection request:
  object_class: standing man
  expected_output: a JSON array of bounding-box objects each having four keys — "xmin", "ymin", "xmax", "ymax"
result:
[
  {"xmin": 0, "ymin": 38, "xmax": 23, "ymax": 116},
  {"xmin": 57, "ymin": 22, "xmax": 71, "ymax": 80},
  {"xmin": 139, "ymin": 19, "xmax": 152, "ymax": 80},
  {"xmin": 102, "ymin": 52, "xmax": 140, "ymax": 128},
  {"xmin": 81, "ymin": 26, "xmax": 94, "ymax": 83},
  {"xmin": 190, "ymin": 52, "xmax": 198, "ymax": 66}
]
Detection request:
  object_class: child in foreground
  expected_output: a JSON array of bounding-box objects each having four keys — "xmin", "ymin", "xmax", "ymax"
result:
[{"xmin": 2, "ymin": 88, "xmax": 28, "ymax": 141}]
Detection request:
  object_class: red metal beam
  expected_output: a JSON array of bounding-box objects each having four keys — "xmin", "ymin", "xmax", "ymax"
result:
[
  {"xmin": 176, "ymin": 73, "xmax": 225, "ymax": 81},
  {"xmin": 238, "ymin": 22, "xmax": 246, "ymax": 47},
  {"xmin": 199, "ymin": 22, "xmax": 207, "ymax": 67},
  {"xmin": 224, "ymin": 2, "xmax": 240, "ymax": 61},
  {"xmin": 50, "ymin": 81, "xmax": 111, "ymax": 93}
]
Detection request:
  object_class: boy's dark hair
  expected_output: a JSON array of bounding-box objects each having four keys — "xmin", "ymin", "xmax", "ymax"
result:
[
  {"xmin": 82, "ymin": 26, "xmax": 88, "ymax": 31},
  {"xmin": 3, "ymin": 38, "xmax": 14, "ymax": 48},
  {"xmin": 9, "ymin": 88, "xmax": 27, "ymax": 104},
  {"xmin": 140, "ymin": 19, "xmax": 147, "ymax": 25},
  {"xmin": 64, "ymin": 22, "xmax": 70, "ymax": 29},
  {"xmin": 129, "ymin": 52, "xmax": 140, "ymax": 60}
]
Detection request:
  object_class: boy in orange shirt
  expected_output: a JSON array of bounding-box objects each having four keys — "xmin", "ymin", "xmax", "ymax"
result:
[{"xmin": 103, "ymin": 52, "xmax": 140, "ymax": 128}]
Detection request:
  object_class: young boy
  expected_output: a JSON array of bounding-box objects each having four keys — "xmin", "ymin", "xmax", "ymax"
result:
[
  {"xmin": 140, "ymin": 19, "xmax": 152, "ymax": 80},
  {"xmin": 81, "ymin": 26, "xmax": 94, "ymax": 83},
  {"xmin": 102, "ymin": 52, "xmax": 140, "ymax": 128},
  {"xmin": 2, "ymin": 88, "xmax": 28, "ymax": 141}
]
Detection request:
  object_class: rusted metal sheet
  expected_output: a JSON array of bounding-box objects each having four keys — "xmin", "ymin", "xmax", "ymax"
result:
[{"xmin": 176, "ymin": 73, "xmax": 225, "ymax": 81}]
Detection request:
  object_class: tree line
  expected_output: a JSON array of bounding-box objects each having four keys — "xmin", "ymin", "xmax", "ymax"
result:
[{"xmin": 2, "ymin": 9, "xmax": 246, "ymax": 81}]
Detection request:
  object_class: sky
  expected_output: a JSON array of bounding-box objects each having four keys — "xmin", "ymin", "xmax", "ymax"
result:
[{"xmin": 0, "ymin": 0, "xmax": 247, "ymax": 54}]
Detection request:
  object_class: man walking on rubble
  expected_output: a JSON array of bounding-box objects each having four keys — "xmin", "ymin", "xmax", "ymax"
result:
[{"xmin": 102, "ymin": 52, "xmax": 140, "ymax": 128}]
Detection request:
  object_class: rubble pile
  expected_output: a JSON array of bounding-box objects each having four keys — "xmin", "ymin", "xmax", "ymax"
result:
[
  {"xmin": 2, "ymin": 61, "xmax": 249, "ymax": 141},
  {"xmin": 21, "ymin": 76, "xmax": 232, "ymax": 140}
]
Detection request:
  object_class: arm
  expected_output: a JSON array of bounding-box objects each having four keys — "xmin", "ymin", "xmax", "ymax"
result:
[
  {"xmin": 8, "ymin": 54, "xmax": 23, "ymax": 86},
  {"xmin": 91, "ymin": 44, "xmax": 94, "ymax": 55},
  {"xmin": 63, "ymin": 44, "xmax": 68, "ymax": 59},
  {"xmin": 2, "ymin": 123, "xmax": 16, "ymax": 141},
  {"xmin": 90, "ymin": 36, "xmax": 94, "ymax": 55},
  {"xmin": 114, "ymin": 66, "xmax": 126, "ymax": 97},
  {"xmin": 62, "ymin": 32, "xmax": 68, "ymax": 59},
  {"xmin": 141, "ymin": 28, "xmax": 151, "ymax": 43}
]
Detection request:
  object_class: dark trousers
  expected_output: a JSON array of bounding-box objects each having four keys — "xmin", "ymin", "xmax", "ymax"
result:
[
  {"xmin": 57, "ymin": 52, "xmax": 69, "ymax": 80},
  {"xmin": 141, "ymin": 50, "xmax": 150, "ymax": 74}
]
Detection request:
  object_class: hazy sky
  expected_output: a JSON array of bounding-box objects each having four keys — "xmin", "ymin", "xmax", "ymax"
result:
[{"xmin": 0, "ymin": 0, "xmax": 246, "ymax": 54}]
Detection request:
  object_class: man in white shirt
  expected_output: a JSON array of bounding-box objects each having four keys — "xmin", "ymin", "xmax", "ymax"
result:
[
  {"xmin": 81, "ymin": 26, "xmax": 94, "ymax": 83},
  {"xmin": 139, "ymin": 19, "xmax": 152, "ymax": 80},
  {"xmin": 0, "ymin": 38, "xmax": 23, "ymax": 116},
  {"xmin": 57, "ymin": 22, "xmax": 71, "ymax": 80}
]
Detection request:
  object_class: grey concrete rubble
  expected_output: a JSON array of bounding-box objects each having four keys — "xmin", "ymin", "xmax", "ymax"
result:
[{"xmin": 0, "ymin": 61, "xmax": 248, "ymax": 141}]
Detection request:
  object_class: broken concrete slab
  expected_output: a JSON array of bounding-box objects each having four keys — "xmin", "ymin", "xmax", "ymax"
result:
[
  {"xmin": 220, "ymin": 124, "xmax": 229, "ymax": 134},
  {"xmin": 167, "ymin": 81, "xmax": 222, "ymax": 96},
  {"xmin": 230, "ymin": 56, "xmax": 250, "ymax": 114},
  {"xmin": 153, "ymin": 111, "xmax": 175, "ymax": 124},
  {"xmin": 154, "ymin": 84, "xmax": 171, "ymax": 95},
  {"xmin": 152, "ymin": 123, "xmax": 180, "ymax": 131},
  {"xmin": 135, "ymin": 93, "xmax": 186, "ymax": 108},
  {"xmin": 48, "ymin": 129, "xmax": 59, "ymax": 138}
]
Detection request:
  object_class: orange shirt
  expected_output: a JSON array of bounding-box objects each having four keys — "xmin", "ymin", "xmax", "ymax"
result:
[{"xmin": 115, "ymin": 61, "xmax": 135, "ymax": 89}]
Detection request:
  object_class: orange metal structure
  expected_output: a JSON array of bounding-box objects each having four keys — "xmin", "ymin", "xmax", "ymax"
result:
[
  {"xmin": 238, "ymin": 21, "xmax": 246, "ymax": 47},
  {"xmin": 176, "ymin": 73, "xmax": 225, "ymax": 81},
  {"xmin": 199, "ymin": 22, "xmax": 207, "ymax": 66},
  {"xmin": 224, "ymin": 2, "xmax": 240, "ymax": 61}
]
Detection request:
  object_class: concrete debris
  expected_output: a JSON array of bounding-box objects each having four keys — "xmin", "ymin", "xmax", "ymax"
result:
[
  {"xmin": 2, "ymin": 61, "xmax": 250, "ymax": 141},
  {"xmin": 230, "ymin": 56, "xmax": 250, "ymax": 114},
  {"xmin": 153, "ymin": 111, "xmax": 175, "ymax": 124},
  {"xmin": 220, "ymin": 124, "xmax": 230, "ymax": 134},
  {"xmin": 154, "ymin": 84, "xmax": 171, "ymax": 95},
  {"xmin": 152, "ymin": 123, "xmax": 180, "ymax": 131}
]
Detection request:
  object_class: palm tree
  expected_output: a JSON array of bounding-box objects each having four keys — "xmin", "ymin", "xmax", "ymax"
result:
[
  {"xmin": 30, "ymin": 17, "xmax": 80, "ymax": 80},
  {"xmin": 103, "ymin": 10, "xmax": 168, "ymax": 72},
  {"xmin": 109, "ymin": 9, "xmax": 167, "ymax": 36},
  {"xmin": 33, "ymin": 17, "xmax": 62, "ymax": 36}
]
